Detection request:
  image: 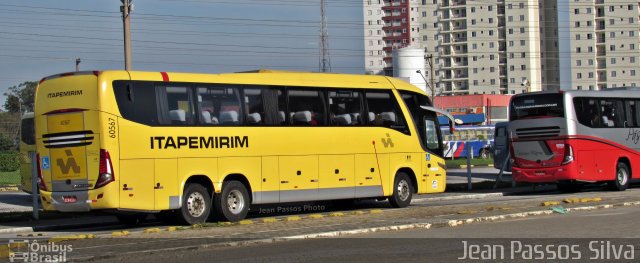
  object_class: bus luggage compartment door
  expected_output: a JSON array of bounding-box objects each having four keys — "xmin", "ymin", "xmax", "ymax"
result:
[{"xmin": 43, "ymin": 111, "xmax": 99, "ymax": 192}]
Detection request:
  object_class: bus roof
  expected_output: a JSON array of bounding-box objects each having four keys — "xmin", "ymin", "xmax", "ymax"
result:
[
  {"xmin": 511, "ymin": 88, "xmax": 640, "ymax": 101},
  {"xmin": 39, "ymin": 70, "xmax": 426, "ymax": 95}
]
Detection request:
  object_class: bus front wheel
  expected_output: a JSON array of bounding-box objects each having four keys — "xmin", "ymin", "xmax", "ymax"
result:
[
  {"xmin": 479, "ymin": 149, "xmax": 490, "ymax": 159},
  {"xmin": 213, "ymin": 180, "xmax": 250, "ymax": 222},
  {"xmin": 608, "ymin": 162, "xmax": 630, "ymax": 191},
  {"xmin": 179, "ymin": 183, "xmax": 212, "ymax": 225},
  {"xmin": 389, "ymin": 172, "xmax": 413, "ymax": 208}
]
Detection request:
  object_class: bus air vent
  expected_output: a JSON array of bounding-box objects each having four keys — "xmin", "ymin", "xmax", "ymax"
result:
[
  {"xmin": 515, "ymin": 126, "xmax": 561, "ymax": 139},
  {"xmin": 42, "ymin": 130, "xmax": 94, "ymax": 148}
]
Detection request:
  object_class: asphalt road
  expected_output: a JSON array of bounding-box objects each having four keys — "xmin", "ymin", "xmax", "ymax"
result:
[{"xmin": 92, "ymin": 206, "xmax": 640, "ymax": 263}]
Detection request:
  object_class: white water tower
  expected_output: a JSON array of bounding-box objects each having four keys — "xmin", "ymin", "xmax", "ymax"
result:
[{"xmin": 392, "ymin": 48, "xmax": 427, "ymax": 92}]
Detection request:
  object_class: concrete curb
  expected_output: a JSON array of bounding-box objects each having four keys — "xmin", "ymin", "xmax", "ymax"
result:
[
  {"xmin": 0, "ymin": 226, "xmax": 34, "ymax": 234},
  {"xmin": 71, "ymin": 199, "xmax": 640, "ymax": 262},
  {"xmin": 412, "ymin": 192, "xmax": 505, "ymax": 203},
  {"xmin": 0, "ymin": 187, "xmax": 20, "ymax": 192},
  {"xmin": 0, "ymin": 220, "xmax": 119, "ymax": 234},
  {"xmin": 456, "ymin": 164, "xmax": 494, "ymax": 169},
  {"xmin": 0, "ymin": 192, "xmax": 522, "ymax": 235}
]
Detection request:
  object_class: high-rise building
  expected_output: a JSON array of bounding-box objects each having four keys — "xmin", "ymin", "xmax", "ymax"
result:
[
  {"xmin": 542, "ymin": 0, "xmax": 640, "ymax": 90},
  {"xmin": 363, "ymin": 0, "xmax": 640, "ymax": 93},
  {"xmin": 364, "ymin": 0, "xmax": 421, "ymax": 76}
]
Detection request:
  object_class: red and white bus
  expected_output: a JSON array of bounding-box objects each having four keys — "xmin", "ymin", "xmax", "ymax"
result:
[{"xmin": 509, "ymin": 88, "xmax": 639, "ymax": 192}]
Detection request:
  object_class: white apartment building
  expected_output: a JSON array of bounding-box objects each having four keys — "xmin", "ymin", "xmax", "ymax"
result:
[
  {"xmin": 364, "ymin": 0, "xmax": 422, "ymax": 76},
  {"xmin": 364, "ymin": 0, "xmax": 640, "ymax": 93},
  {"xmin": 542, "ymin": 0, "xmax": 640, "ymax": 90}
]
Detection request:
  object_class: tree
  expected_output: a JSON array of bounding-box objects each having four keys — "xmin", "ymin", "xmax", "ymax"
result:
[
  {"xmin": 0, "ymin": 133, "xmax": 14, "ymax": 151},
  {"xmin": 4, "ymin": 81, "xmax": 36, "ymax": 113}
]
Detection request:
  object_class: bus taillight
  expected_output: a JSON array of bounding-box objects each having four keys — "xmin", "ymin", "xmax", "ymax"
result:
[
  {"xmin": 35, "ymin": 153, "xmax": 47, "ymax": 191},
  {"xmin": 562, "ymin": 144, "xmax": 574, "ymax": 165},
  {"xmin": 95, "ymin": 149, "xmax": 115, "ymax": 188}
]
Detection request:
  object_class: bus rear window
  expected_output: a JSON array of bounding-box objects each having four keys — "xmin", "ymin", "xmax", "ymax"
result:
[
  {"xmin": 509, "ymin": 94, "xmax": 564, "ymax": 121},
  {"xmin": 20, "ymin": 117, "xmax": 35, "ymax": 145}
]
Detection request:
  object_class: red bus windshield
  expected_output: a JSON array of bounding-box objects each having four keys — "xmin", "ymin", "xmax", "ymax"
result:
[{"xmin": 509, "ymin": 94, "xmax": 564, "ymax": 121}]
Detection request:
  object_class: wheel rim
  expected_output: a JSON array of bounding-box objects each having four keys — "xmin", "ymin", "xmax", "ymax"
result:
[
  {"xmin": 186, "ymin": 192, "xmax": 206, "ymax": 218},
  {"xmin": 227, "ymin": 189, "xmax": 245, "ymax": 215},
  {"xmin": 617, "ymin": 167, "xmax": 629, "ymax": 186},
  {"xmin": 397, "ymin": 180, "xmax": 410, "ymax": 201}
]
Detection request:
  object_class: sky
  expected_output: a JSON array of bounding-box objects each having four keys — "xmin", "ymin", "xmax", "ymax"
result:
[{"xmin": 0, "ymin": 0, "xmax": 365, "ymax": 105}]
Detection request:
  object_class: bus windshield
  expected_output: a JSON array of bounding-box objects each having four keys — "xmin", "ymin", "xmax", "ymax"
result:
[{"xmin": 510, "ymin": 93, "xmax": 564, "ymax": 120}]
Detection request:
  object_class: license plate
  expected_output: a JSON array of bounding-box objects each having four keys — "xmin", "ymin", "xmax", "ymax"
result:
[{"xmin": 62, "ymin": 196, "xmax": 77, "ymax": 203}]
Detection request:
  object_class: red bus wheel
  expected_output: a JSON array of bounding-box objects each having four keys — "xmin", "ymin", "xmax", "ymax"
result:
[{"xmin": 608, "ymin": 162, "xmax": 630, "ymax": 191}]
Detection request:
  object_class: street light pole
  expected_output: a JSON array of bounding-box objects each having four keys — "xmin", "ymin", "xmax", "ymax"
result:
[
  {"xmin": 416, "ymin": 70, "xmax": 435, "ymax": 104},
  {"xmin": 121, "ymin": 0, "xmax": 133, "ymax": 70},
  {"xmin": 426, "ymin": 54, "xmax": 435, "ymax": 101}
]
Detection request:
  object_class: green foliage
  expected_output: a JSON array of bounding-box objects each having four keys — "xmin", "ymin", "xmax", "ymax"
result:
[
  {"xmin": 4, "ymin": 81, "xmax": 36, "ymax": 113},
  {"xmin": 0, "ymin": 152, "xmax": 19, "ymax": 172},
  {"xmin": 446, "ymin": 157, "xmax": 494, "ymax": 167},
  {"xmin": 0, "ymin": 170, "xmax": 20, "ymax": 186},
  {"xmin": 0, "ymin": 133, "xmax": 15, "ymax": 151}
]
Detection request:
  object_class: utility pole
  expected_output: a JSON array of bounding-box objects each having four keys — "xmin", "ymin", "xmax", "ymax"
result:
[
  {"xmin": 426, "ymin": 54, "xmax": 436, "ymax": 103},
  {"xmin": 319, "ymin": 0, "xmax": 331, "ymax": 72},
  {"xmin": 417, "ymin": 51, "xmax": 437, "ymax": 104},
  {"xmin": 75, "ymin": 58, "xmax": 81, "ymax": 72},
  {"xmin": 121, "ymin": 0, "xmax": 133, "ymax": 70}
]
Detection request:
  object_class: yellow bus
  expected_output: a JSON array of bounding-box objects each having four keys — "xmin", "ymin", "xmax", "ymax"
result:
[
  {"xmin": 34, "ymin": 70, "xmax": 454, "ymax": 224},
  {"xmin": 19, "ymin": 112, "xmax": 35, "ymax": 193}
]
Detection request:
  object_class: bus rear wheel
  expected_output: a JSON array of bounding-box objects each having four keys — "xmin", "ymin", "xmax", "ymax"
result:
[
  {"xmin": 213, "ymin": 180, "xmax": 250, "ymax": 222},
  {"xmin": 389, "ymin": 172, "xmax": 413, "ymax": 208},
  {"xmin": 608, "ymin": 162, "xmax": 630, "ymax": 191},
  {"xmin": 179, "ymin": 183, "xmax": 212, "ymax": 225}
]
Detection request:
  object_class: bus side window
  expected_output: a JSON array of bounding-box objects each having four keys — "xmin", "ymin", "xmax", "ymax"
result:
[
  {"xmin": 600, "ymin": 99, "xmax": 625, "ymax": 128},
  {"xmin": 288, "ymin": 89, "xmax": 326, "ymax": 126},
  {"xmin": 196, "ymin": 86, "xmax": 242, "ymax": 126},
  {"xmin": 625, "ymin": 100, "xmax": 639, "ymax": 128},
  {"xmin": 243, "ymin": 88, "xmax": 265, "ymax": 125},
  {"xmin": 636, "ymin": 100, "xmax": 640, "ymax": 127},
  {"xmin": 328, "ymin": 90, "xmax": 362, "ymax": 126},
  {"xmin": 159, "ymin": 86, "xmax": 194, "ymax": 126},
  {"xmin": 574, "ymin": 97, "xmax": 601, "ymax": 128},
  {"xmin": 365, "ymin": 91, "xmax": 409, "ymax": 134}
]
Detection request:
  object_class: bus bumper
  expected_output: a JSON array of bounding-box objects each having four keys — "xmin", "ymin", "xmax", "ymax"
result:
[
  {"xmin": 39, "ymin": 182, "xmax": 119, "ymax": 212},
  {"xmin": 512, "ymin": 165, "xmax": 577, "ymax": 184}
]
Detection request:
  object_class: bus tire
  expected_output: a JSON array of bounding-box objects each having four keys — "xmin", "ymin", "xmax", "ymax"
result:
[
  {"xmin": 479, "ymin": 149, "xmax": 490, "ymax": 159},
  {"xmin": 179, "ymin": 183, "xmax": 212, "ymax": 225},
  {"xmin": 213, "ymin": 180, "xmax": 250, "ymax": 222},
  {"xmin": 116, "ymin": 213, "xmax": 148, "ymax": 226},
  {"xmin": 388, "ymin": 172, "xmax": 413, "ymax": 208},
  {"xmin": 608, "ymin": 162, "xmax": 630, "ymax": 191}
]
